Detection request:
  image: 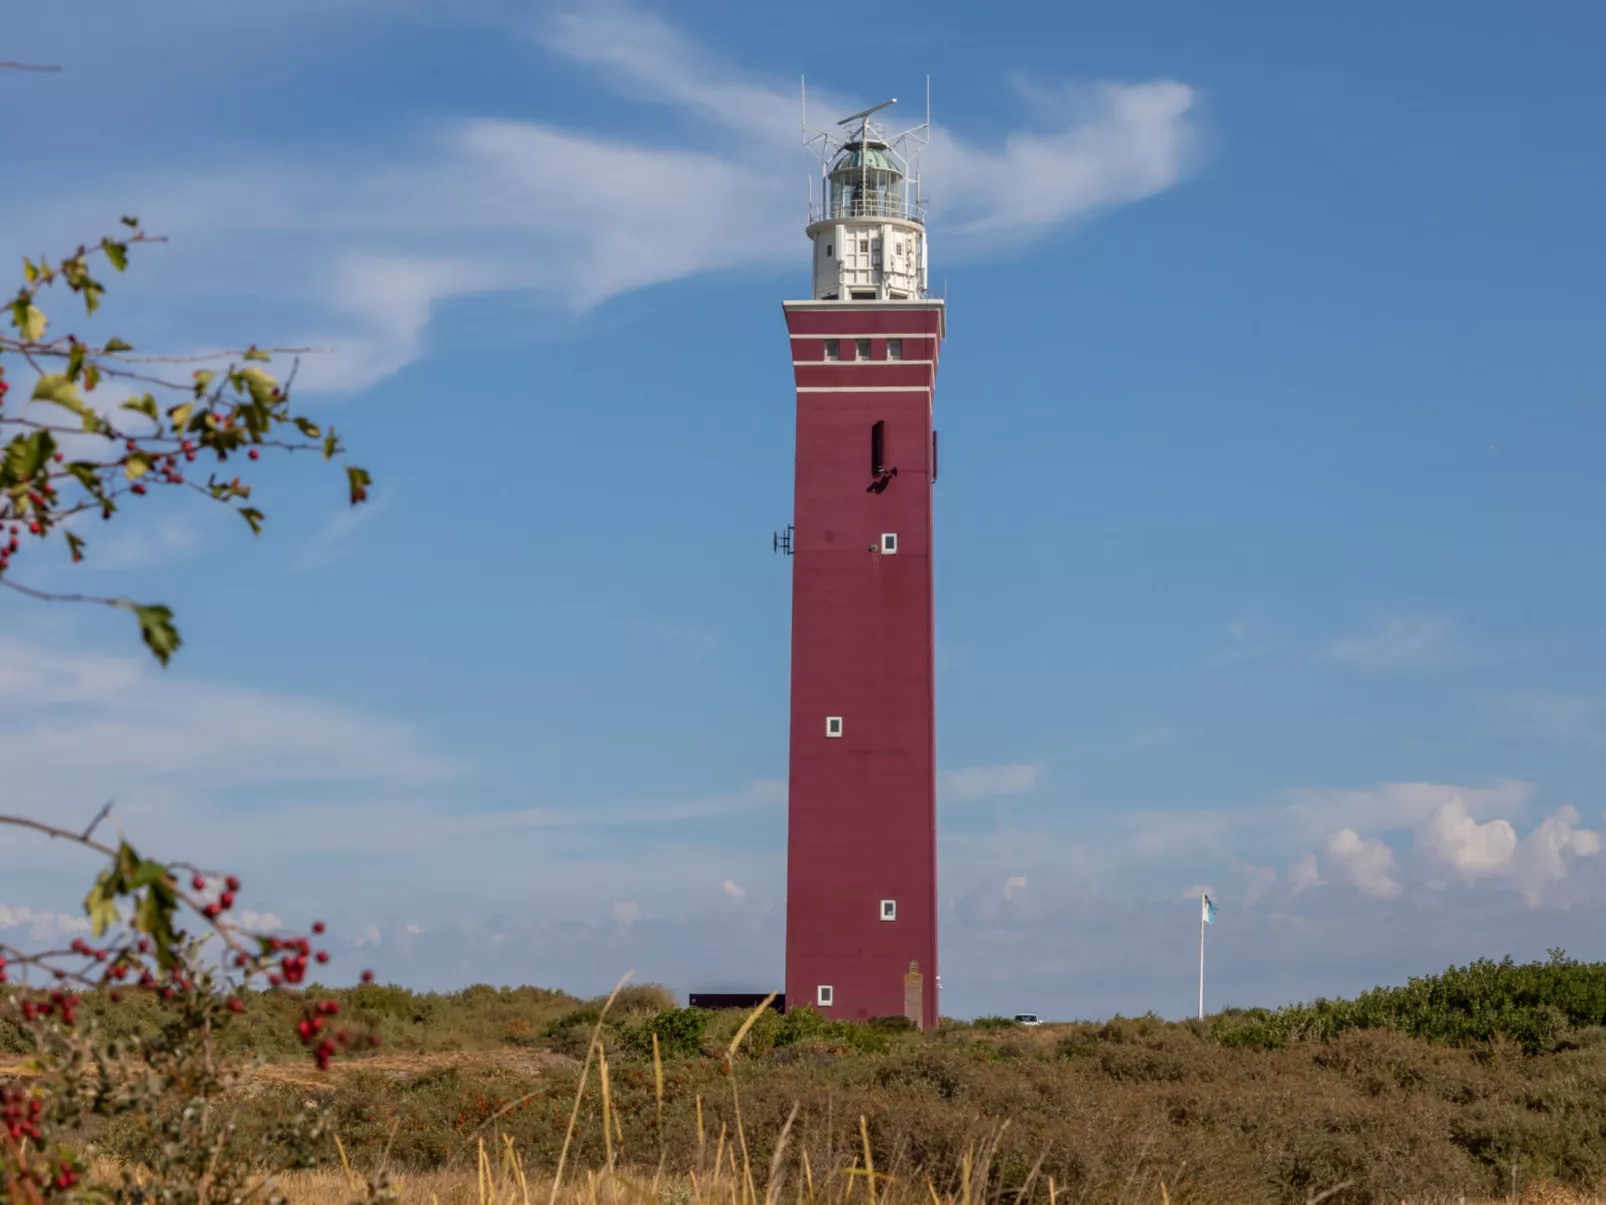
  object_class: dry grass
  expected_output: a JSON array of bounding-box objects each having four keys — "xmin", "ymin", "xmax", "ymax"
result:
[
  {"xmin": 19, "ymin": 982, "xmax": 1606, "ymax": 1203},
  {"xmin": 92, "ymin": 1154, "xmax": 1606, "ymax": 1205}
]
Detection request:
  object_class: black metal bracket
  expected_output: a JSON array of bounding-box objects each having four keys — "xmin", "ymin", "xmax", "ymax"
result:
[{"xmin": 773, "ymin": 525, "xmax": 794, "ymax": 556}]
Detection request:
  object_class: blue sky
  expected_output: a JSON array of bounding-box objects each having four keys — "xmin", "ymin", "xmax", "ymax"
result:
[{"xmin": 2, "ymin": 0, "xmax": 1604, "ymax": 1021}]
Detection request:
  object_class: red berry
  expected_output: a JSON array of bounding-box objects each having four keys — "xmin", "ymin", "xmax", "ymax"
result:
[
  {"xmin": 361, "ymin": 969, "xmax": 375, "ymax": 984},
  {"xmin": 52, "ymin": 452, "xmax": 63, "ymax": 463},
  {"xmin": 131, "ymin": 483, "xmax": 146, "ymax": 496},
  {"xmin": 249, "ymin": 448, "xmax": 260, "ymax": 460},
  {"xmin": 312, "ymin": 921, "xmax": 325, "ymax": 935},
  {"xmin": 192, "ymin": 875, "xmax": 206, "ymax": 891},
  {"xmin": 227, "ymin": 998, "xmax": 245, "ymax": 1014},
  {"xmin": 315, "ymin": 950, "xmax": 329, "ymax": 964},
  {"xmin": 226, "ymin": 875, "xmax": 240, "ymax": 892}
]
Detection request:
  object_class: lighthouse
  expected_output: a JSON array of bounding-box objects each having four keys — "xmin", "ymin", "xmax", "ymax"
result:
[{"xmin": 781, "ymin": 94, "xmax": 944, "ymax": 1028}]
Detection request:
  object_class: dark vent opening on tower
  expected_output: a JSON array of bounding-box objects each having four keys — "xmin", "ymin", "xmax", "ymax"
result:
[{"xmin": 871, "ymin": 420, "xmax": 885, "ymax": 477}]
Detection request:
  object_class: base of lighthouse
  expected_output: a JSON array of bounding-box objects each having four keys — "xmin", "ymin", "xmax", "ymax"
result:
[{"xmin": 782, "ymin": 298, "xmax": 944, "ymax": 1029}]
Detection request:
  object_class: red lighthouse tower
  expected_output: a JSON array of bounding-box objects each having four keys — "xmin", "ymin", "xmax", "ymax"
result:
[{"xmin": 783, "ymin": 96, "xmax": 943, "ymax": 1028}]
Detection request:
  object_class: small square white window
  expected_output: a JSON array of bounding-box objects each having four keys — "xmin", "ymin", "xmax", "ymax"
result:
[
  {"xmin": 880, "ymin": 900, "xmax": 896, "ymax": 921},
  {"xmin": 825, "ymin": 716, "xmax": 843, "ymax": 738},
  {"xmin": 880, "ymin": 533, "xmax": 898, "ymax": 555},
  {"xmin": 817, "ymin": 985, "xmax": 834, "ymax": 1007},
  {"xmin": 887, "ymin": 339, "xmax": 903, "ymax": 361},
  {"xmin": 855, "ymin": 338, "xmax": 871, "ymax": 360},
  {"xmin": 859, "ymin": 240, "xmax": 869, "ymax": 254},
  {"xmin": 824, "ymin": 339, "xmax": 839, "ymax": 361}
]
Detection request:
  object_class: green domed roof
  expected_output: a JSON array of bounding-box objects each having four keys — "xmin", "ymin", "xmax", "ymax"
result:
[{"xmin": 830, "ymin": 144, "xmax": 901, "ymax": 176}]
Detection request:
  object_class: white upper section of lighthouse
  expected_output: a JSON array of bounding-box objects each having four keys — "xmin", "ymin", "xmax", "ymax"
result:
[{"xmin": 802, "ymin": 88, "xmax": 931, "ymax": 303}]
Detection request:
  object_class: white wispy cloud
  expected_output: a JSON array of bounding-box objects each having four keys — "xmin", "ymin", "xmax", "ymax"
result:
[
  {"xmin": 1507, "ymin": 692, "xmax": 1604, "ymax": 746},
  {"xmin": 1320, "ymin": 615, "xmax": 1457, "ymax": 670},
  {"xmin": 295, "ymin": 489, "xmax": 395, "ymax": 571},
  {"xmin": 939, "ymin": 763, "xmax": 1047, "ymax": 806},
  {"xmin": 7, "ymin": 3, "xmax": 1199, "ymax": 395}
]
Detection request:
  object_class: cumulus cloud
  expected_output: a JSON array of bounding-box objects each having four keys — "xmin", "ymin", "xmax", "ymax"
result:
[
  {"xmin": 1415, "ymin": 799, "xmax": 1518, "ymax": 883},
  {"xmin": 1003, "ymin": 876, "xmax": 1029, "ymax": 900},
  {"xmin": 1406, "ymin": 798, "xmax": 1600, "ymax": 905},
  {"xmin": 1506, "ymin": 807, "xmax": 1601, "ymax": 907},
  {"xmin": 1323, "ymin": 829, "xmax": 1403, "ymax": 899},
  {"xmin": 1305, "ymin": 799, "xmax": 1601, "ymax": 907},
  {"xmin": 721, "ymin": 880, "xmax": 746, "ymax": 900},
  {"xmin": 1283, "ymin": 778, "xmax": 1533, "ymax": 839},
  {"xmin": 1287, "ymin": 854, "xmax": 1321, "ymax": 896},
  {"xmin": 0, "ymin": 904, "xmax": 93, "ymax": 942}
]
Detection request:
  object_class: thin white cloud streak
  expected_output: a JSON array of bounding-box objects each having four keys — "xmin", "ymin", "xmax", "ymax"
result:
[
  {"xmin": 1321, "ymin": 615, "xmax": 1457, "ymax": 670},
  {"xmin": 295, "ymin": 489, "xmax": 395, "ymax": 571},
  {"xmin": 8, "ymin": 3, "xmax": 1199, "ymax": 395},
  {"xmin": 0, "ymin": 641, "xmax": 464, "ymax": 864},
  {"xmin": 939, "ymin": 763, "xmax": 1046, "ymax": 806},
  {"xmin": 1507, "ymin": 691, "xmax": 1604, "ymax": 746}
]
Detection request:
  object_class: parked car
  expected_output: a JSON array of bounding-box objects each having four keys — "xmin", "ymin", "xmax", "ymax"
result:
[{"xmin": 1012, "ymin": 1013, "xmax": 1042, "ymax": 1027}]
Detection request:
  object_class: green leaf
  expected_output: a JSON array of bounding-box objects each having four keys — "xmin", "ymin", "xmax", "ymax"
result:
[
  {"xmin": 322, "ymin": 430, "xmax": 338, "ymax": 460},
  {"xmin": 10, "ymin": 298, "xmax": 47, "ymax": 341},
  {"xmin": 124, "ymin": 450, "xmax": 153, "ymax": 480},
  {"xmin": 66, "ymin": 343, "xmax": 85, "ymax": 382},
  {"xmin": 3, "ymin": 430, "xmax": 55, "ymax": 484},
  {"xmin": 84, "ymin": 880, "xmax": 121, "ymax": 937},
  {"xmin": 346, "ymin": 465, "xmax": 371, "ymax": 505},
  {"xmin": 65, "ymin": 530, "xmax": 86, "ymax": 563},
  {"xmin": 117, "ymin": 600, "xmax": 182, "ymax": 666},
  {"xmin": 237, "ymin": 366, "xmax": 277, "ymax": 406},
  {"xmin": 101, "ymin": 238, "xmax": 129, "ymax": 272},
  {"xmin": 121, "ymin": 215, "xmax": 140, "ymax": 228},
  {"xmin": 129, "ymin": 860, "xmax": 168, "ymax": 890},
  {"xmin": 242, "ymin": 345, "xmax": 271, "ymax": 363},
  {"xmin": 22, "ymin": 258, "xmax": 38, "ymax": 284},
  {"xmin": 103, "ymin": 336, "xmax": 134, "ymax": 353},
  {"xmin": 32, "ymin": 373, "xmax": 86, "ymax": 414},
  {"xmin": 167, "ymin": 402, "xmax": 195, "ymax": 433},
  {"xmin": 120, "ymin": 393, "xmax": 159, "ymax": 422},
  {"xmin": 239, "ymin": 507, "xmax": 265, "ymax": 536},
  {"xmin": 192, "ymin": 370, "xmax": 215, "ymax": 397},
  {"xmin": 66, "ymin": 461, "xmax": 106, "ymax": 496},
  {"xmin": 293, "ymin": 416, "xmax": 322, "ymax": 439},
  {"xmin": 82, "ymin": 283, "xmax": 104, "ymax": 315}
]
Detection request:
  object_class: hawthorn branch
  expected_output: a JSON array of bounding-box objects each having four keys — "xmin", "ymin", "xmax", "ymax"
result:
[
  {"xmin": 0, "ymin": 812, "xmax": 117, "ymax": 859},
  {"xmin": 0, "ymin": 577, "xmax": 128, "ymax": 610}
]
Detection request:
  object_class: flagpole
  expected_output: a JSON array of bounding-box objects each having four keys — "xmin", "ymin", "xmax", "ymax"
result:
[{"xmin": 1198, "ymin": 894, "xmax": 1206, "ymax": 1022}]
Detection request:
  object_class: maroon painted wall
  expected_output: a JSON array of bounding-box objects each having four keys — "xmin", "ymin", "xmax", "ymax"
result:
[{"xmin": 782, "ymin": 301, "xmax": 945, "ymax": 1029}]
